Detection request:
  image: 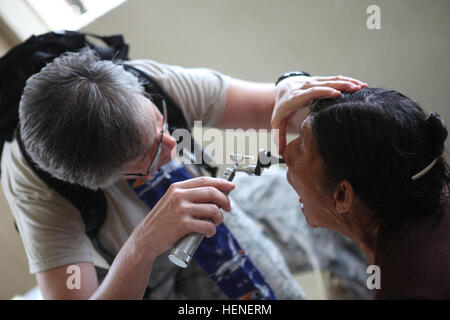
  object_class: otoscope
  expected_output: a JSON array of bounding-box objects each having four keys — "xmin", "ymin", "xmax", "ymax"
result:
[{"xmin": 168, "ymin": 149, "xmax": 285, "ymax": 268}]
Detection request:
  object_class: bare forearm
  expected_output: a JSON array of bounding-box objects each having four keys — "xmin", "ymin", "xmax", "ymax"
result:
[
  {"xmin": 90, "ymin": 232, "xmax": 156, "ymax": 300},
  {"xmin": 219, "ymin": 79, "xmax": 275, "ymax": 130}
]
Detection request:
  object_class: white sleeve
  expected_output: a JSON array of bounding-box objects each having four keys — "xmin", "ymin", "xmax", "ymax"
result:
[{"xmin": 1, "ymin": 140, "xmax": 93, "ymax": 274}]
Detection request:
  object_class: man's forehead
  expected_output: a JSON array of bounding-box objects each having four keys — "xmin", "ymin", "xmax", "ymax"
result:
[
  {"xmin": 139, "ymin": 95, "xmax": 157, "ymax": 111},
  {"xmin": 131, "ymin": 97, "xmax": 160, "ymax": 159},
  {"xmin": 138, "ymin": 96, "xmax": 161, "ymax": 127}
]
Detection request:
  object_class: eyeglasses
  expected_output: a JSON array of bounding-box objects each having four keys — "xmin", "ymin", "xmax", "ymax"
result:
[{"xmin": 124, "ymin": 100, "xmax": 168, "ymax": 180}]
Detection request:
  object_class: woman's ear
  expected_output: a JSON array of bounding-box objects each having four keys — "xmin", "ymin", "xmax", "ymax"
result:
[{"xmin": 332, "ymin": 180, "xmax": 354, "ymax": 213}]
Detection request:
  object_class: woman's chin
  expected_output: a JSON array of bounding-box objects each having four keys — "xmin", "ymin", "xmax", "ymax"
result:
[
  {"xmin": 302, "ymin": 208, "xmax": 319, "ymax": 228},
  {"xmin": 305, "ymin": 219, "xmax": 319, "ymax": 228}
]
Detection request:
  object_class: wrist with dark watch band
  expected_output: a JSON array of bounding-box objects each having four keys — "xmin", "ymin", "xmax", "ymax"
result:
[{"xmin": 275, "ymin": 71, "xmax": 311, "ymax": 85}]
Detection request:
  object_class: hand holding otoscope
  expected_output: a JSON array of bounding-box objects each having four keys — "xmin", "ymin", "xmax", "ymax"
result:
[{"xmin": 168, "ymin": 149, "xmax": 285, "ymax": 268}]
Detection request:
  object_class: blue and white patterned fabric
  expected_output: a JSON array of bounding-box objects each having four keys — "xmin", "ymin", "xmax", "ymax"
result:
[{"xmin": 127, "ymin": 160, "xmax": 276, "ymax": 300}]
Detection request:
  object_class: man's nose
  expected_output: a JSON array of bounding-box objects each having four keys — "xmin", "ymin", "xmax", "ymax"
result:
[{"xmin": 163, "ymin": 132, "xmax": 177, "ymax": 149}]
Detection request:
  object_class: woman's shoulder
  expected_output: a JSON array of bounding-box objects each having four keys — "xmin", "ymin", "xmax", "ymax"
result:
[{"xmin": 374, "ymin": 188, "xmax": 450, "ymax": 299}]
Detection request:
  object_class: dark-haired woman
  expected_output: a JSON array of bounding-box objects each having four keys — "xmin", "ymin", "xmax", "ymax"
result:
[{"xmin": 271, "ymin": 76, "xmax": 449, "ymax": 299}]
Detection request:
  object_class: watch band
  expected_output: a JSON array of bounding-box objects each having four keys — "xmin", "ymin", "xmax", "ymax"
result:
[{"xmin": 275, "ymin": 71, "xmax": 311, "ymax": 85}]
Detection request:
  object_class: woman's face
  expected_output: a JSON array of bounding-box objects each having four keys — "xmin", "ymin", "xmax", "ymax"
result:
[{"xmin": 282, "ymin": 117, "xmax": 334, "ymax": 228}]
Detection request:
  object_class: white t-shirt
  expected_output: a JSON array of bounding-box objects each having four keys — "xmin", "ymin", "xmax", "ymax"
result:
[{"xmin": 1, "ymin": 59, "xmax": 305, "ymax": 299}]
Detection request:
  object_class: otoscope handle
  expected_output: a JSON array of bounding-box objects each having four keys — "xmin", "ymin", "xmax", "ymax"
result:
[
  {"xmin": 168, "ymin": 168, "xmax": 235, "ymax": 268},
  {"xmin": 168, "ymin": 232, "xmax": 204, "ymax": 268}
]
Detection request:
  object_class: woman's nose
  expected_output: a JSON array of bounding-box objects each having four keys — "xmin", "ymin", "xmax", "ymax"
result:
[
  {"xmin": 282, "ymin": 138, "xmax": 298, "ymax": 167},
  {"xmin": 282, "ymin": 145, "xmax": 292, "ymax": 167}
]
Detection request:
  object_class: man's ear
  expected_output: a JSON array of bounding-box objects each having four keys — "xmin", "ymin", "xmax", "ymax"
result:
[{"xmin": 332, "ymin": 180, "xmax": 354, "ymax": 213}]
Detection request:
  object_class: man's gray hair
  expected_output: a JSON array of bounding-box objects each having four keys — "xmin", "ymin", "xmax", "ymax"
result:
[{"xmin": 19, "ymin": 48, "xmax": 154, "ymax": 189}]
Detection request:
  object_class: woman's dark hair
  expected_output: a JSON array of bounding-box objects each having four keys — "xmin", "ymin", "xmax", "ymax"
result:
[{"xmin": 309, "ymin": 87, "xmax": 449, "ymax": 220}]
